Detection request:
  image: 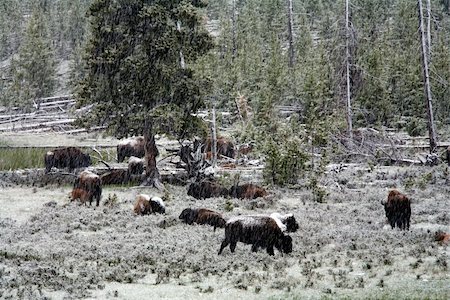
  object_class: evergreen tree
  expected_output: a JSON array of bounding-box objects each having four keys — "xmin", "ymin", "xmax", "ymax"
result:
[
  {"xmin": 77, "ymin": 0, "xmax": 213, "ymax": 185},
  {"xmin": 9, "ymin": 6, "xmax": 57, "ymax": 110}
]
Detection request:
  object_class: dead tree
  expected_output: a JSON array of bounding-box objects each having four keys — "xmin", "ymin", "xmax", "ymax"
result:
[
  {"xmin": 231, "ymin": 0, "xmax": 237, "ymax": 60},
  {"xmin": 345, "ymin": 0, "xmax": 353, "ymax": 140},
  {"xmin": 287, "ymin": 0, "xmax": 295, "ymax": 68},
  {"xmin": 418, "ymin": 0, "xmax": 438, "ymax": 153},
  {"xmin": 142, "ymin": 120, "xmax": 163, "ymax": 189},
  {"xmin": 211, "ymin": 107, "xmax": 217, "ymax": 168}
]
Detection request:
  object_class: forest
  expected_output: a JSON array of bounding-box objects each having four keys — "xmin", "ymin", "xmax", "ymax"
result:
[{"xmin": 0, "ymin": 0, "xmax": 450, "ymax": 299}]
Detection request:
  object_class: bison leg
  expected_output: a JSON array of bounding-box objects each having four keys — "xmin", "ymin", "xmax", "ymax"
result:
[
  {"xmin": 230, "ymin": 241, "xmax": 237, "ymax": 253},
  {"xmin": 218, "ymin": 239, "xmax": 229, "ymax": 255},
  {"xmin": 251, "ymin": 244, "xmax": 259, "ymax": 252},
  {"xmin": 266, "ymin": 244, "xmax": 275, "ymax": 256}
]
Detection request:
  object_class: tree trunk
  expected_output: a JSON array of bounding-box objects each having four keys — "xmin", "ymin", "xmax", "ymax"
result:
[
  {"xmin": 425, "ymin": 0, "xmax": 432, "ymax": 64},
  {"xmin": 345, "ymin": 0, "xmax": 353, "ymax": 140},
  {"xmin": 211, "ymin": 107, "xmax": 217, "ymax": 168},
  {"xmin": 177, "ymin": 21, "xmax": 185, "ymax": 69},
  {"xmin": 231, "ymin": 0, "xmax": 237, "ymax": 60},
  {"xmin": 287, "ymin": 0, "xmax": 295, "ymax": 68},
  {"xmin": 142, "ymin": 120, "xmax": 163, "ymax": 189},
  {"xmin": 418, "ymin": 0, "xmax": 437, "ymax": 153}
]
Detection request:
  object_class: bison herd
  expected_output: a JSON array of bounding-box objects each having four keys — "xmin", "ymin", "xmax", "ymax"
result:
[{"xmin": 43, "ymin": 137, "xmax": 446, "ymax": 258}]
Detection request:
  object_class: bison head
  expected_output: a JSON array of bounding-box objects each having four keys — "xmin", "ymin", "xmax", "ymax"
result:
[
  {"xmin": 284, "ymin": 215, "xmax": 299, "ymax": 232},
  {"xmin": 179, "ymin": 208, "xmax": 196, "ymax": 224},
  {"xmin": 276, "ymin": 235, "xmax": 293, "ymax": 254}
]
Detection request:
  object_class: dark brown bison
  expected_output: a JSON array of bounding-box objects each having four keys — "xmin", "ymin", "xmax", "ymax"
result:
[
  {"xmin": 435, "ymin": 231, "xmax": 450, "ymax": 245},
  {"xmin": 237, "ymin": 143, "xmax": 254, "ymax": 156},
  {"xmin": 381, "ymin": 190, "xmax": 411, "ymax": 230},
  {"xmin": 187, "ymin": 180, "xmax": 229, "ymax": 199},
  {"xmin": 179, "ymin": 208, "xmax": 226, "ymax": 231},
  {"xmin": 134, "ymin": 194, "xmax": 165, "ymax": 215},
  {"xmin": 128, "ymin": 156, "xmax": 144, "ymax": 175},
  {"xmin": 100, "ymin": 169, "xmax": 130, "ymax": 185},
  {"xmin": 70, "ymin": 188, "xmax": 92, "ymax": 205},
  {"xmin": 117, "ymin": 137, "xmax": 145, "ymax": 163},
  {"xmin": 229, "ymin": 183, "xmax": 268, "ymax": 199},
  {"xmin": 218, "ymin": 216, "xmax": 293, "ymax": 256},
  {"xmin": 44, "ymin": 147, "xmax": 91, "ymax": 173},
  {"xmin": 73, "ymin": 171, "xmax": 102, "ymax": 206},
  {"xmin": 204, "ymin": 137, "xmax": 236, "ymax": 158}
]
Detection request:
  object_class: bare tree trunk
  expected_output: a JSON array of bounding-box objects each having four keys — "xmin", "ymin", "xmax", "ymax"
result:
[
  {"xmin": 418, "ymin": 0, "xmax": 437, "ymax": 153},
  {"xmin": 211, "ymin": 107, "xmax": 217, "ymax": 168},
  {"xmin": 177, "ymin": 21, "xmax": 185, "ymax": 69},
  {"xmin": 287, "ymin": 0, "xmax": 295, "ymax": 68},
  {"xmin": 231, "ymin": 0, "xmax": 237, "ymax": 60},
  {"xmin": 345, "ymin": 0, "xmax": 353, "ymax": 140},
  {"xmin": 142, "ymin": 120, "xmax": 163, "ymax": 189},
  {"xmin": 425, "ymin": 0, "xmax": 432, "ymax": 64}
]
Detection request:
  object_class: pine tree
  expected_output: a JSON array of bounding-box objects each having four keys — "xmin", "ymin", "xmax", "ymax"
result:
[
  {"xmin": 77, "ymin": 0, "xmax": 213, "ymax": 186},
  {"xmin": 9, "ymin": 6, "xmax": 57, "ymax": 110}
]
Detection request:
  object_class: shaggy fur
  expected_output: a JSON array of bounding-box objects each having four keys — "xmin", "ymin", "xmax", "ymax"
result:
[
  {"xmin": 70, "ymin": 188, "xmax": 92, "ymax": 205},
  {"xmin": 73, "ymin": 171, "xmax": 102, "ymax": 206},
  {"xmin": 44, "ymin": 147, "xmax": 91, "ymax": 173},
  {"xmin": 128, "ymin": 156, "xmax": 144, "ymax": 175},
  {"xmin": 381, "ymin": 190, "xmax": 411, "ymax": 230},
  {"xmin": 117, "ymin": 137, "xmax": 145, "ymax": 163},
  {"xmin": 204, "ymin": 137, "xmax": 236, "ymax": 158},
  {"xmin": 100, "ymin": 169, "xmax": 130, "ymax": 185},
  {"xmin": 435, "ymin": 231, "xmax": 450, "ymax": 245},
  {"xmin": 179, "ymin": 208, "xmax": 226, "ymax": 231},
  {"xmin": 229, "ymin": 183, "xmax": 268, "ymax": 199},
  {"xmin": 133, "ymin": 194, "xmax": 165, "ymax": 215},
  {"xmin": 218, "ymin": 216, "xmax": 293, "ymax": 256},
  {"xmin": 187, "ymin": 180, "xmax": 229, "ymax": 199}
]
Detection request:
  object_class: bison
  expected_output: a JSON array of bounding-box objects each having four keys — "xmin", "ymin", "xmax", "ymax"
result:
[
  {"xmin": 100, "ymin": 169, "xmax": 130, "ymax": 185},
  {"xmin": 73, "ymin": 170, "xmax": 102, "ymax": 206},
  {"xmin": 204, "ymin": 137, "xmax": 236, "ymax": 159},
  {"xmin": 44, "ymin": 147, "xmax": 91, "ymax": 173},
  {"xmin": 187, "ymin": 180, "xmax": 229, "ymax": 199},
  {"xmin": 229, "ymin": 183, "xmax": 268, "ymax": 199},
  {"xmin": 128, "ymin": 156, "xmax": 144, "ymax": 175},
  {"xmin": 117, "ymin": 137, "xmax": 145, "ymax": 163},
  {"xmin": 381, "ymin": 190, "xmax": 411, "ymax": 230},
  {"xmin": 218, "ymin": 216, "xmax": 293, "ymax": 256},
  {"xmin": 179, "ymin": 208, "xmax": 226, "ymax": 231},
  {"xmin": 134, "ymin": 194, "xmax": 165, "ymax": 215}
]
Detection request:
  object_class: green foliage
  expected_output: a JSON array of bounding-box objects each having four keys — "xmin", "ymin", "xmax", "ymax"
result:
[
  {"xmin": 406, "ymin": 117, "xmax": 427, "ymax": 137},
  {"xmin": 0, "ymin": 148, "xmax": 46, "ymax": 170},
  {"xmin": 263, "ymin": 136, "xmax": 308, "ymax": 187},
  {"xmin": 224, "ymin": 199, "xmax": 234, "ymax": 212},
  {"xmin": 76, "ymin": 0, "xmax": 214, "ymax": 139}
]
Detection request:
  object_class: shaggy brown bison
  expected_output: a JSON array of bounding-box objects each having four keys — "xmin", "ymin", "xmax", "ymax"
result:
[
  {"xmin": 218, "ymin": 216, "xmax": 292, "ymax": 256},
  {"xmin": 73, "ymin": 171, "xmax": 102, "ymax": 206},
  {"xmin": 100, "ymin": 169, "xmax": 130, "ymax": 185},
  {"xmin": 204, "ymin": 137, "xmax": 236, "ymax": 158},
  {"xmin": 117, "ymin": 137, "xmax": 145, "ymax": 163},
  {"xmin": 229, "ymin": 183, "xmax": 268, "ymax": 199},
  {"xmin": 70, "ymin": 188, "xmax": 92, "ymax": 205},
  {"xmin": 187, "ymin": 180, "xmax": 229, "ymax": 199},
  {"xmin": 179, "ymin": 208, "xmax": 226, "ymax": 231},
  {"xmin": 381, "ymin": 190, "xmax": 411, "ymax": 230},
  {"xmin": 44, "ymin": 147, "xmax": 91, "ymax": 173},
  {"xmin": 128, "ymin": 156, "xmax": 144, "ymax": 175},
  {"xmin": 133, "ymin": 194, "xmax": 165, "ymax": 215}
]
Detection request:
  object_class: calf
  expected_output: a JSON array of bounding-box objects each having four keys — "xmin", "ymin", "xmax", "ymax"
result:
[
  {"xmin": 218, "ymin": 216, "xmax": 292, "ymax": 256},
  {"xmin": 381, "ymin": 190, "xmax": 411, "ymax": 230},
  {"xmin": 73, "ymin": 170, "xmax": 102, "ymax": 206},
  {"xmin": 229, "ymin": 183, "xmax": 268, "ymax": 199},
  {"xmin": 70, "ymin": 188, "xmax": 92, "ymax": 205},
  {"xmin": 134, "ymin": 194, "xmax": 165, "ymax": 215},
  {"xmin": 179, "ymin": 208, "xmax": 226, "ymax": 231},
  {"xmin": 435, "ymin": 231, "xmax": 450, "ymax": 245},
  {"xmin": 204, "ymin": 137, "xmax": 236, "ymax": 158}
]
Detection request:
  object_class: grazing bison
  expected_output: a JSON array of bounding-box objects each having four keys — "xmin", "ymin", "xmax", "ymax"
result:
[
  {"xmin": 73, "ymin": 170, "xmax": 102, "ymax": 206},
  {"xmin": 44, "ymin": 147, "xmax": 91, "ymax": 173},
  {"xmin": 229, "ymin": 183, "xmax": 268, "ymax": 199},
  {"xmin": 381, "ymin": 190, "xmax": 411, "ymax": 230},
  {"xmin": 179, "ymin": 208, "xmax": 226, "ymax": 231},
  {"xmin": 134, "ymin": 194, "xmax": 165, "ymax": 215},
  {"xmin": 187, "ymin": 180, "xmax": 229, "ymax": 199},
  {"xmin": 70, "ymin": 188, "xmax": 92, "ymax": 205},
  {"xmin": 218, "ymin": 216, "xmax": 293, "ymax": 256},
  {"xmin": 117, "ymin": 137, "xmax": 145, "ymax": 163},
  {"xmin": 204, "ymin": 137, "xmax": 236, "ymax": 158},
  {"xmin": 128, "ymin": 156, "xmax": 144, "ymax": 175}
]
